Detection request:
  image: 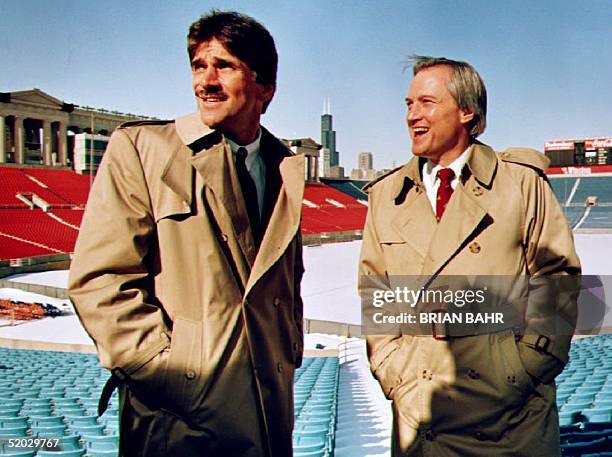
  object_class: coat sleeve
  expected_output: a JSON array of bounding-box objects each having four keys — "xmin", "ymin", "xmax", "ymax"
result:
[
  {"xmin": 68, "ymin": 129, "xmax": 170, "ymax": 377},
  {"xmin": 359, "ymin": 189, "xmax": 403, "ymax": 399},
  {"xmin": 519, "ymin": 171, "xmax": 581, "ymax": 384}
]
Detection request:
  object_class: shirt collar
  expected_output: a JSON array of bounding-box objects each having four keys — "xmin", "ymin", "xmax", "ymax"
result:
[
  {"xmin": 423, "ymin": 145, "xmax": 472, "ymax": 184},
  {"xmin": 227, "ymin": 128, "xmax": 262, "ymax": 162}
]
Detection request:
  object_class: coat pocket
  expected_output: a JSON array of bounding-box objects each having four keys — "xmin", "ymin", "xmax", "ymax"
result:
[
  {"xmin": 499, "ymin": 331, "xmax": 535, "ymax": 396},
  {"xmin": 164, "ymin": 318, "xmax": 203, "ymax": 416},
  {"xmin": 371, "ymin": 338, "xmax": 404, "ymax": 400}
]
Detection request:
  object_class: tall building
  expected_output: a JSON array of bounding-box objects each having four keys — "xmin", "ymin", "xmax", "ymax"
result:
[
  {"xmin": 320, "ymin": 99, "xmax": 339, "ymax": 177},
  {"xmin": 351, "ymin": 151, "xmax": 376, "ymax": 180},
  {"xmin": 358, "ymin": 152, "xmax": 373, "ymax": 171}
]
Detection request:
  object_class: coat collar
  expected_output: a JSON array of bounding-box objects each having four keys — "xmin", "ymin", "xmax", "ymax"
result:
[
  {"xmin": 464, "ymin": 141, "xmax": 498, "ymax": 188},
  {"xmin": 391, "ymin": 140, "xmax": 498, "ymax": 202}
]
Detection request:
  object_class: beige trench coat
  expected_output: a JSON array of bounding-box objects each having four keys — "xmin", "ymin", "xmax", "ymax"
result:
[
  {"xmin": 359, "ymin": 142, "xmax": 580, "ymax": 456},
  {"xmin": 68, "ymin": 113, "xmax": 305, "ymax": 457}
]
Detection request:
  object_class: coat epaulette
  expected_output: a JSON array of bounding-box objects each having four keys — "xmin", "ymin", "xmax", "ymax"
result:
[
  {"xmin": 363, "ymin": 165, "xmax": 404, "ymax": 192},
  {"xmin": 118, "ymin": 119, "xmax": 174, "ymax": 129},
  {"xmin": 499, "ymin": 147, "xmax": 550, "ymax": 173}
]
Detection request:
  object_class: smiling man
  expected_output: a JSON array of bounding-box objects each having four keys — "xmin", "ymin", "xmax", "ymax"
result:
[
  {"xmin": 69, "ymin": 11, "xmax": 305, "ymax": 457},
  {"xmin": 359, "ymin": 56, "xmax": 580, "ymax": 456}
]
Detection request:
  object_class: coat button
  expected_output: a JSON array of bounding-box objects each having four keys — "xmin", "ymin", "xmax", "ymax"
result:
[
  {"xmin": 468, "ymin": 368, "xmax": 480, "ymax": 380},
  {"xmin": 293, "ymin": 342, "xmax": 299, "ymax": 351},
  {"xmin": 472, "ymin": 186, "xmax": 483, "ymax": 196},
  {"xmin": 273, "ymin": 297, "xmax": 280, "ymax": 308},
  {"xmin": 277, "ymin": 363, "xmax": 283, "ymax": 373},
  {"xmin": 220, "ymin": 233, "xmax": 228, "ymax": 242},
  {"xmin": 468, "ymin": 242, "xmax": 481, "ymax": 254},
  {"xmin": 185, "ymin": 370, "xmax": 196, "ymax": 380},
  {"xmin": 475, "ymin": 431, "xmax": 486, "ymax": 441}
]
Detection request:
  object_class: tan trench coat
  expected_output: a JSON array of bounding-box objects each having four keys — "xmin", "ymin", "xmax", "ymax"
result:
[
  {"xmin": 68, "ymin": 113, "xmax": 305, "ymax": 457},
  {"xmin": 359, "ymin": 142, "xmax": 580, "ymax": 456}
]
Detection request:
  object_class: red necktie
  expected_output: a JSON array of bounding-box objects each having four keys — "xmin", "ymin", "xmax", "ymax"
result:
[{"xmin": 436, "ymin": 168, "xmax": 455, "ymax": 222}]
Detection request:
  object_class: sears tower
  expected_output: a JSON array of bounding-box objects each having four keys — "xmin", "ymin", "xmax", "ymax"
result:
[{"xmin": 321, "ymin": 99, "xmax": 338, "ymax": 177}]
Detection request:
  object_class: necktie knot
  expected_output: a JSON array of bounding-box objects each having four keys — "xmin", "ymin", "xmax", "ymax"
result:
[
  {"xmin": 437, "ymin": 168, "xmax": 455, "ymax": 186},
  {"xmin": 236, "ymin": 147, "xmax": 248, "ymax": 164}
]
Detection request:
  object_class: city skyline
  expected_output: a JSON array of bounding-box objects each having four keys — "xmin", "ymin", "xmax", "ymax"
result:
[{"xmin": 2, "ymin": 0, "xmax": 611, "ymax": 170}]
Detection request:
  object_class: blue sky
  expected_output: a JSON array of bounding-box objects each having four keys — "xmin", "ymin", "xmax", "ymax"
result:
[{"xmin": 1, "ymin": 0, "xmax": 611, "ymax": 170}]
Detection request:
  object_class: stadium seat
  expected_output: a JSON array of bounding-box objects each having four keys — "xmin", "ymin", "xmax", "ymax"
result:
[
  {"xmin": 0, "ymin": 425, "xmax": 30, "ymax": 437},
  {"xmin": 0, "ymin": 449, "xmax": 37, "ymax": 457},
  {"xmin": 37, "ymin": 451, "xmax": 85, "ymax": 457},
  {"xmin": 560, "ymin": 436, "xmax": 606, "ymax": 455},
  {"xmin": 582, "ymin": 407, "xmax": 612, "ymax": 423}
]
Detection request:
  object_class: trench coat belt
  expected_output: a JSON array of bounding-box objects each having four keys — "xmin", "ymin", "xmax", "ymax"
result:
[
  {"xmin": 98, "ymin": 367, "xmax": 128, "ymax": 416},
  {"xmin": 397, "ymin": 303, "xmax": 523, "ymax": 339}
]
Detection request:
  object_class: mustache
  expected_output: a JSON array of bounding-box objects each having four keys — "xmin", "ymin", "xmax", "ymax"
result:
[{"xmin": 196, "ymin": 86, "xmax": 227, "ymax": 98}]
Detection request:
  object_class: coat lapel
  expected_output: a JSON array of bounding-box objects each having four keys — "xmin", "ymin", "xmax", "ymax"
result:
[
  {"xmin": 390, "ymin": 158, "xmax": 437, "ymax": 261},
  {"xmin": 422, "ymin": 184, "xmax": 488, "ymax": 275},
  {"xmin": 175, "ymin": 113, "xmax": 257, "ymax": 267},
  {"xmin": 421, "ymin": 143, "xmax": 498, "ymax": 275},
  {"xmin": 190, "ymin": 140, "xmax": 257, "ymax": 267}
]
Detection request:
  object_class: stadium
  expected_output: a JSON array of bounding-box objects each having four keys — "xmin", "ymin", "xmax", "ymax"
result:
[{"xmin": 1, "ymin": 107, "xmax": 612, "ymax": 457}]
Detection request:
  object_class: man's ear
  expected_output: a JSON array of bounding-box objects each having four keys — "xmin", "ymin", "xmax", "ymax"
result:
[
  {"xmin": 459, "ymin": 109, "xmax": 475, "ymax": 125},
  {"xmin": 259, "ymin": 84, "xmax": 276, "ymax": 114}
]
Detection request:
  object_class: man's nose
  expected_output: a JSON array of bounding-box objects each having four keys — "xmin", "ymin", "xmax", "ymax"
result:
[
  {"xmin": 198, "ymin": 66, "xmax": 220, "ymax": 87},
  {"xmin": 407, "ymin": 104, "xmax": 421, "ymax": 123}
]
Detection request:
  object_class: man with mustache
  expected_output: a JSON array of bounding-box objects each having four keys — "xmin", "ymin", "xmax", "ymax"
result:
[
  {"xmin": 359, "ymin": 56, "xmax": 580, "ymax": 456},
  {"xmin": 69, "ymin": 10, "xmax": 305, "ymax": 456}
]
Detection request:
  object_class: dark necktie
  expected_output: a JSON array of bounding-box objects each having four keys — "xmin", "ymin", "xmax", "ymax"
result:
[
  {"xmin": 235, "ymin": 147, "xmax": 260, "ymax": 237},
  {"xmin": 436, "ymin": 168, "xmax": 455, "ymax": 222}
]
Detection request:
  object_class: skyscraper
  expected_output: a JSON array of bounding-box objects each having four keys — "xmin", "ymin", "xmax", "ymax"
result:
[{"xmin": 320, "ymin": 99, "xmax": 339, "ymax": 177}]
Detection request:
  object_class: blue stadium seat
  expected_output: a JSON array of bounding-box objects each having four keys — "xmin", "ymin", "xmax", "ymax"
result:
[
  {"xmin": 0, "ymin": 425, "xmax": 30, "ymax": 437},
  {"xmin": 560, "ymin": 436, "xmax": 606, "ymax": 455},
  {"xmin": 37, "ymin": 450, "xmax": 85, "ymax": 457},
  {"xmin": 582, "ymin": 407, "xmax": 612, "ymax": 423}
]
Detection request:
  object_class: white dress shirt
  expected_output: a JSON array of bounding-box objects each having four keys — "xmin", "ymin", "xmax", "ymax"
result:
[
  {"xmin": 227, "ymin": 129, "xmax": 266, "ymax": 217},
  {"xmin": 422, "ymin": 146, "xmax": 472, "ymax": 212}
]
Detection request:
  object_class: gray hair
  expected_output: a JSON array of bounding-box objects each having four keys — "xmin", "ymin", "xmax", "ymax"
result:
[{"xmin": 408, "ymin": 55, "xmax": 487, "ymax": 138}]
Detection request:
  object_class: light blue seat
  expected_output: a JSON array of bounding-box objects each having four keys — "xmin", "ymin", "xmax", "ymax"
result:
[
  {"xmin": 87, "ymin": 451, "xmax": 119, "ymax": 457},
  {"xmin": 559, "ymin": 402, "xmax": 591, "ymax": 414},
  {"xmin": 69, "ymin": 423, "xmax": 105, "ymax": 437},
  {"xmin": 582, "ymin": 407, "xmax": 612, "ymax": 423},
  {"xmin": 66, "ymin": 416, "xmax": 98, "ymax": 427},
  {"xmin": 0, "ymin": 425, "xmax": 30, "ymax": 437},
  {"xmin": 37, "ymin": 450, "xmax": 85, "ymax": 457},
  {"xmin": 28, "ymin": 416, "xmax": 65, "ymax": 427},
  {"xmin": 0, "ymin": 418, "xmax": 28, "ymax": 428},
  {"xmin": 0, "ymin": 449, "xmax": 37, "ymax": 457},
  {"xmin": 83, "ymin": 434, "xmax": 119, "ymax": 452},
  {"xmin": 30, "ymin": 424, "xmax": 68, "ymax": 437},
  {"xmin": 53, "ymin": 434, "xmax": 82, "ymax": 451}
]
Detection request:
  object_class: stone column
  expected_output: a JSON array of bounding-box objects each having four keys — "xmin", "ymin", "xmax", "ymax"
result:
[
  {"xmin": 42, "ymin": 120, "xmax": 52, "ymax": 166},
  {"xmin": 58, "ymin": 122, "xmax": 67, "ymax": 166},
  {"xmin": 14, "ymin": 116, "xmax": 24, "ymax": 164},
  {"xmin": 0, "ymin": 114, "xmax": 5, "ymax": 163}
]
